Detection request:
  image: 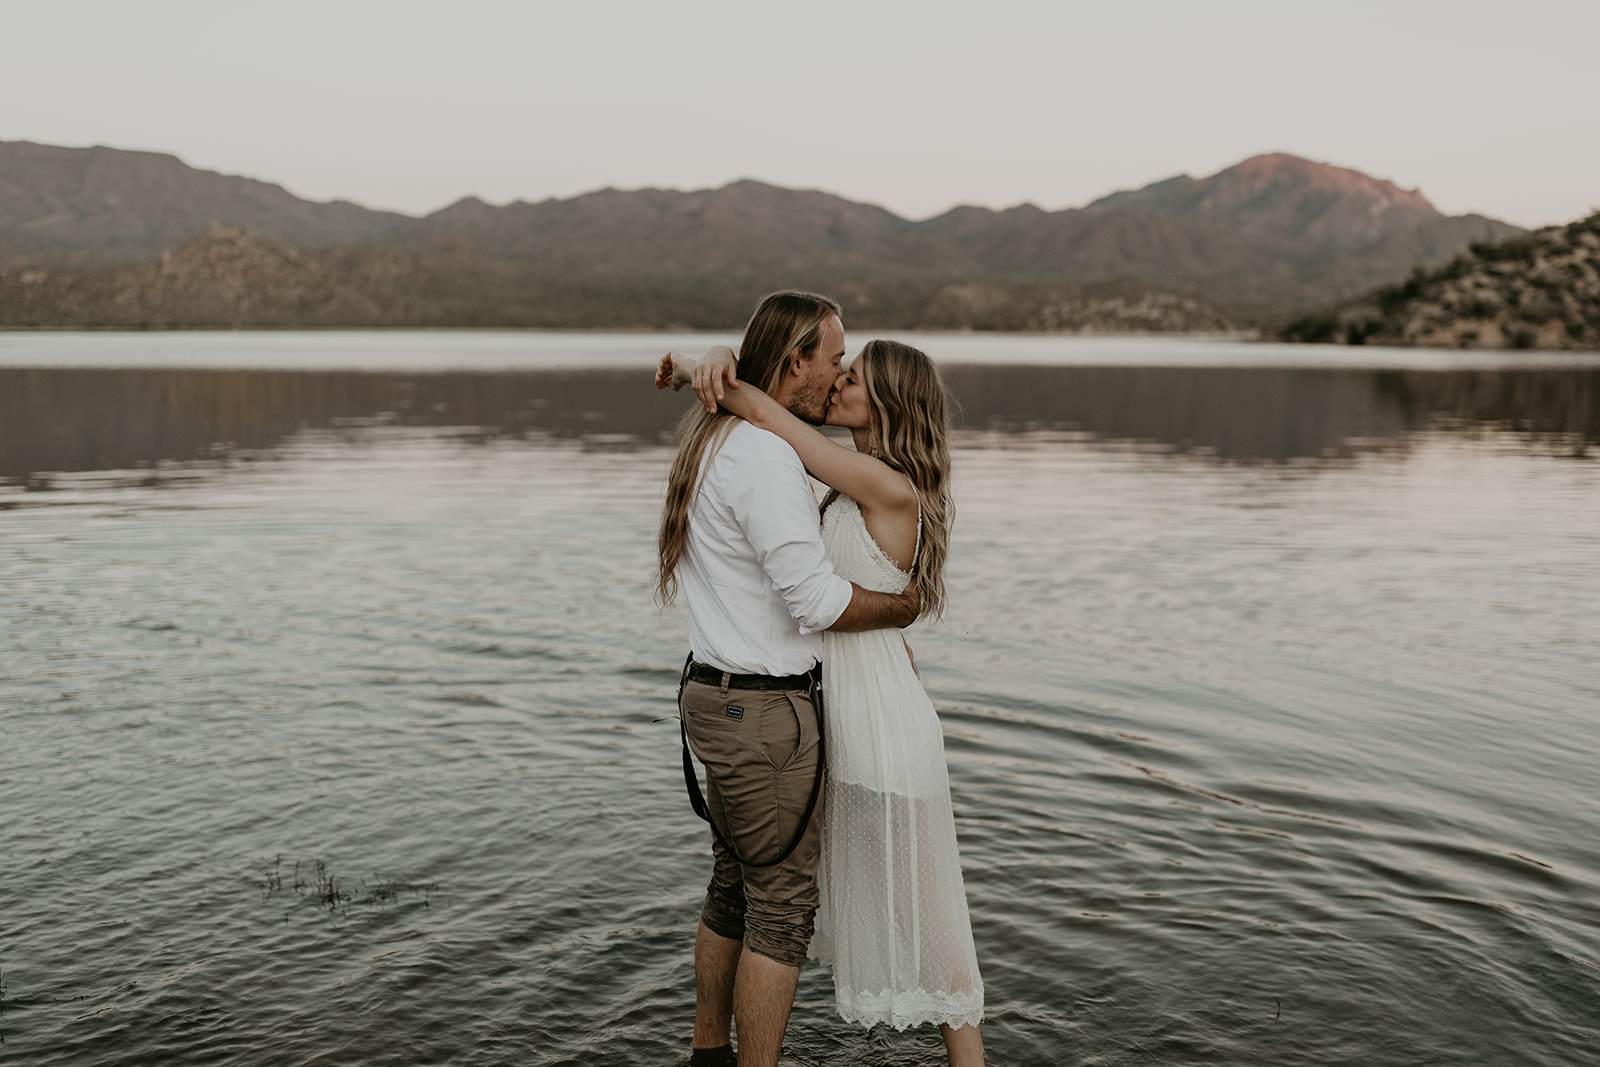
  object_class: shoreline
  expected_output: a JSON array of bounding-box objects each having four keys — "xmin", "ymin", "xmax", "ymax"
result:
[
  {"xmin": 4, "ymin": 332, "xmax": 1599, "ymax": 376},
  {"xmin": 2, "ymin": 322, "xmax": 1592, "ymax": 353},
  {"xmin": 0, "ymin": 323, "xmax": 1256, "ymax": 339}
]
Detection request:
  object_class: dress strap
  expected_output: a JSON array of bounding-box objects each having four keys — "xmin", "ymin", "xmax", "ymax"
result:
[{"xmin": 906, "ymin": 475, "xmax": 923, "ymax": 573}]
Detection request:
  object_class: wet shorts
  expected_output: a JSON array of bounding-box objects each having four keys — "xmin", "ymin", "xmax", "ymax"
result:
[{"xmin": 681, "ymin": 674, "xmax": 824, "ymax": 968}]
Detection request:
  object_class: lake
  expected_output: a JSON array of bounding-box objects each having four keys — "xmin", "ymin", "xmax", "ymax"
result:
[{"xmin": 2, "ymin": 332, "xmax": 1597, "ymax": 1066}]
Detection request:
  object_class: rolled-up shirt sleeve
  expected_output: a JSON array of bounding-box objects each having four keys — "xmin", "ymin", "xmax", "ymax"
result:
[{"xmin": 724, "ymin": 434, "xmax": 853, "ymax": 635}]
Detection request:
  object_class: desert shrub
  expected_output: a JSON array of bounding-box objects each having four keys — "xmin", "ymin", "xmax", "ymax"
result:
[
  {"xmin": 1376, "ymin": 282, "xmax": 1417, "ymax": 315},
  {"xmin": 1566, "ymin": 212, "xmax": 1600, "ymax": 239},
  {"xmin": 1345, "ymin": 320, "xmax": 1374, "ymax": 345},
  {"xmin": 1472, "ymin": 234, "xmax": 1540, "ymax": 264},
  {"xmin": 1520, "ymin": 291, "xmax": 1559, "ymax": 322},
  {"xmin": 1283, "ymin": 313, "xmax": 1340, "ymax": 343}
]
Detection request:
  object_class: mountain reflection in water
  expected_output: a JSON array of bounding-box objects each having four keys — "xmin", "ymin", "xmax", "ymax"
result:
[{"xmin": 3, "ymin": 365, "xmax": 1597, "ymax": 486}]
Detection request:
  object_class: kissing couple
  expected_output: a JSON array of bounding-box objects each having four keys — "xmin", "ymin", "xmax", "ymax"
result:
[{"xmin": 655, "ymin": 290, "xmax": 986, "ymax": 1066}]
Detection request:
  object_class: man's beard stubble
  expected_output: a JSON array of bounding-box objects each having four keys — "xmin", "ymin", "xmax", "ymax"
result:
[{"xmin": 787, "ymin": 379, "xmax": 830, "ymax": 426}]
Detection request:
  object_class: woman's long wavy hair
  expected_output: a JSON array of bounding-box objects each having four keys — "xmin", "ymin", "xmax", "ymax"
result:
[
  {"xmin": 655, "ymin": 289, "xmax": 841, "ymax": 606},
  {"xmin": 857, "ymin": 339, "xmax": 955, "ymax": 620}
]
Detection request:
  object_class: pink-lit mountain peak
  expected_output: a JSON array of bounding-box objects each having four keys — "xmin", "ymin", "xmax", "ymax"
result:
[
  {"xmin": 1092, "ymin": 153, "xmax": 1444, "ymax": 251},
  {"xmin": 1218, "ymin": 153, "xmax": 1436, "ymax": 213}
]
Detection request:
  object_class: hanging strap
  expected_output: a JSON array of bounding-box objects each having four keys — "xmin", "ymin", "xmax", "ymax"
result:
[{"xmin": 677, "ymin": 653, "xmax": 826, "ymax": 869}]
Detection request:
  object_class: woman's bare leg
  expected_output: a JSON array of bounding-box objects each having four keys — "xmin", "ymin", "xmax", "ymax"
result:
[{"xmin": 940, "ymin": 1022, "xmax": 985, "ymax": 1067}]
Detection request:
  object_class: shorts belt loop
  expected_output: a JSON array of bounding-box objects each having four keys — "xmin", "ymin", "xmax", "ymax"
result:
[{"xmin": 719, "ymin": 671, "xmax": 730, "ymax": 696}]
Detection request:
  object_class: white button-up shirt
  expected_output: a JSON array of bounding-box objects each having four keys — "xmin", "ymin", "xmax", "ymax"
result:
[{"xmin": 680, "ymin": 421, "xmax": 853, "ymax": 675}]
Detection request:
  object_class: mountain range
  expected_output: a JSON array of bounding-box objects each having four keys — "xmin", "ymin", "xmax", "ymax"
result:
[{"xmin": 0, "ymin": 140, "xmax": 1524, "ymax": 330}]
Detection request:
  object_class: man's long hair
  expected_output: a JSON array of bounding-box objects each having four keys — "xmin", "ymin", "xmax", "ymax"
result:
[
  {"xmin": 655, "ymin": 289, "xmax": 841, "ymax": 606},
  {"xmin": 857, "ymin": 339, "xmax": 955, "ymax": 620}
]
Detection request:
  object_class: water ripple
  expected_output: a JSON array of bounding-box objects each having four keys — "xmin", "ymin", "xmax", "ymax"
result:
[{"xmin": 3, "ymin": 370, "xmax": 1599, "ymax": 1065}]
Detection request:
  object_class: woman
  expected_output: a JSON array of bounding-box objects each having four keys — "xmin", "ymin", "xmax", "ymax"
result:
[{"xmin": 659, "ymin": 340, "xmax": 986, "ymax": 1067}]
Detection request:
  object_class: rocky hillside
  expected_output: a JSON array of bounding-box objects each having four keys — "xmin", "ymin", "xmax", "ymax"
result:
[
  {"xmin": 0, "ymin": 228, "xmax": 697, "ymax": 329},
  {"xmin": 0, "ymin": 141, "xmax": 1523, "ymax": 329},
  {"xmin": 3, "ymin": 229, "xmax": 355, "ymax": 327},
  {"xmin": 0, "ymin": 227, "xmax": 1242, "ymax": 331},
  {"xmin": 1283, "ymin": 213, "xmax": 1600, "ymax": 350},
  {"xmin": 0, "ymin": 141, "xmax": 410, "ymax": 261},
  {"xmin": 902, "ymin": 282, "xmax": 1235, "ymax": 333}
]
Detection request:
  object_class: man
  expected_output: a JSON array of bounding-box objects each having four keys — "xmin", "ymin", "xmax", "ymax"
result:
[{"xmin": 655, "ymin": 290, "xmax": 918, "ymax": 1067}]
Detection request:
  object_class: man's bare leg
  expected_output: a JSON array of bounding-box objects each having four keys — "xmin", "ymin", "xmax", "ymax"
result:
[
  {"xmin": 940, "ymin": 1022, "xmax": 985, "ymax": 1067},
  {"xmin": 694, "ymin": 922, "xmax": 743, "ymax": 1050},
  {"xmin": 731, "ymin": 946, "xmax": 800, "ymax": 1067}
]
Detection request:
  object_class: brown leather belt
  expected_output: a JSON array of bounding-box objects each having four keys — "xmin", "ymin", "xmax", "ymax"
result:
[{"xmin": 686, "ymin": 660, "xmax": 816, "ymax": 692}]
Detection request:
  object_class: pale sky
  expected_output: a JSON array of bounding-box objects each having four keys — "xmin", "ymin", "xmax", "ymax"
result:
[{"xmin": 5, "ymin": 0, "xmax": 1596, "ymax": 229}]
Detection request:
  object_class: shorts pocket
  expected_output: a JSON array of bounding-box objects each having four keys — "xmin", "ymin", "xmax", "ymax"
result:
[
  {"xmin": 767, "ymin": 691, "xmax": 821, "ymax": 773},
  {"xmin": 682, "ymin": 682, "xmax": 751, "ymax": 766}
]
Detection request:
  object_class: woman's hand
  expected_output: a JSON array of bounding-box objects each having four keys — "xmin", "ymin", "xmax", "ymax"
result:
[
  {"xmin": 691, "ymin": 346, "xmax": 740, "ymax": 414},
  {"xmin": 655, "ymin": 352, "xmax": 696, "ymax": 392}
]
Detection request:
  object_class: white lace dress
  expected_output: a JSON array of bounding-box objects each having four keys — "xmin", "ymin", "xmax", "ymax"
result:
[{"xmin": 808, "ymin": 494, "xmax": 985, "ymax": 1031}]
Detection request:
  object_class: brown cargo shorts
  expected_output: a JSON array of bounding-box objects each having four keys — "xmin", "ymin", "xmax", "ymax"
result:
[{"xmin": 681, "ymin": 675, "xmax": 824, "ymax": 968}]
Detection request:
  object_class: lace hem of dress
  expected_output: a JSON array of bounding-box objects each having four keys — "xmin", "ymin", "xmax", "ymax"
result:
[{"xmin": 836, "ymin": 986, "xmax": 985, "ymax": 1032}]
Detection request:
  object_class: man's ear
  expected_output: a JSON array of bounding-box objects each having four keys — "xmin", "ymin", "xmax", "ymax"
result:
[{"xmin": 786, "ymin": 346, "xmax": 806, "ymax": 376}]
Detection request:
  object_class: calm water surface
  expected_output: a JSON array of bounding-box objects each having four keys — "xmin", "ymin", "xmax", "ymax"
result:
[{"xmin": 2, "ymin": 334, "xmax": 1598, "ymax": 1066}]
